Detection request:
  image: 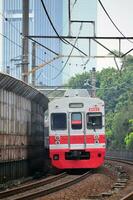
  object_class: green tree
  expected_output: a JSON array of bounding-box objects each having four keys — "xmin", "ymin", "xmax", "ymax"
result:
[
  {"xmin": 66, "ymin": 53, "xmax": 133, "ymax": 150},
  {"xmin": 111, "ymin": 104, "xmax": 133, "ymax": 149},
  {"xmin": 125, "ymin": 119, "xmax": 133, "ymax": 149},
  {"xmin": 67, "ymin": 72, "xmax": 91, "ymax": 89}
]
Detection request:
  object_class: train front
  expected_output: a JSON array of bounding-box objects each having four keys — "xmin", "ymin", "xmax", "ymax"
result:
[{"xmin": 49, "ymin": 89, "xmax": 106, "ymax": 169}]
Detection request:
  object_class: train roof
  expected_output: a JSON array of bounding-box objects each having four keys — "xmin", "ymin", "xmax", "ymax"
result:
[
  {"xmin": 49, "ymin": 89, "xmax": 104, "ymax": 106},
  {"xmin": 64, "ymin": 89, "xmax": 90, "ymax": 97}
]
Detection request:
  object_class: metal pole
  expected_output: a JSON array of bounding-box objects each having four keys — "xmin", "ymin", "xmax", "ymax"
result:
[
  {"xmin": 22, "ymin": 0, "xmax": 29, "ymax": 83},
  {"xmin": 91, "ymin": 67, "xmax": 96, "ymax": 97},
  {"xmin": 68, "ymin": 0, "xmax": 71, "ymax": 36},
  {"xmin": 32, "ymin": 42, "xmax": 36, "ymax": 86}
]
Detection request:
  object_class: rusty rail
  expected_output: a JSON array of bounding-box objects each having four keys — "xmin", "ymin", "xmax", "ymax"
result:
[
  {"xmin": 0, "ymin": 172, "xmax": 66, "ymax": 199},
  {"xmin": 106, "ymin": 157, "xmax": 133, "ymax": 200},
  {"xmin": 1, "ymin": 171, "xmax": 91, "ymax": 200},
  {"xmin": 120, "ymin": 192, "xmax": 133, "ymax": 200},
  {"xmin": 106, "ymin": 157, "xmax": 133, "ymax": 166},
  {"xmin": 14, "ymin": 171, "xmax": 91, "ymax": 200}
]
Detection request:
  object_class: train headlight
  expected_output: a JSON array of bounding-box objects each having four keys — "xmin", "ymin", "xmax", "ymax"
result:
[
  {"xmin": 94, "ymin": 135, "xmax": 99, "ymax": 143},
  {"xmin": 55, "ymin": 135, "xmax": 60, "ymax": 144},
  {"xmin": 53, "ymin": 154, "xmax": 59, "ymax": 160}
]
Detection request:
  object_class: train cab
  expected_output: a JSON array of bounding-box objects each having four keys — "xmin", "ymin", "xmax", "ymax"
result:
[{"xmin": 49, "ymin": 89, "xmax": 106, "ymax": 169}]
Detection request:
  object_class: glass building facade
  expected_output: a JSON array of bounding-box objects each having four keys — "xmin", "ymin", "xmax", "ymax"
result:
[{"xmin": 0, "ymin": 0, "xmax": 63, "ymax": 85}]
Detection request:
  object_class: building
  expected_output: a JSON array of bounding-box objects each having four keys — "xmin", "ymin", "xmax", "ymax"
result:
[
  {"xmin": 0, "ymin": 0, "xmax": 63, "ymax": 86},
  {"xmin": 62, "ymin": 0, "xmax": 97, "ymax": 84}
]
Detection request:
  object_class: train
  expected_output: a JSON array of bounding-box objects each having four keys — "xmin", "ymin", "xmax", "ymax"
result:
[{"xmin": 48, "ymin": 89, "xmax": 106, "ymax": 169}]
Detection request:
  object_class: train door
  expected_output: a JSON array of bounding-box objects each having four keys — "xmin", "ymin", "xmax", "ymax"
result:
[{"xmin": 68, "ymin": 112, "xmax": 86, "ymax": 149}]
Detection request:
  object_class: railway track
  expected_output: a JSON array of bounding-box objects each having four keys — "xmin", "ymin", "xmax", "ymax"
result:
[
  {"xmin": 106, "ymin": 157, "xmax": 133, "ymax": 166},
  {"xmin": 0, "ymin": 172, "xmax": 66, "ymax": 199},
  {"xmin": 120, "ymin": 192, "xmax": 133, "ymax": 200},
  {"xmin": 0, "ymin": 171, "xmax": 91, "ymax": 200},
  {"xmin": 106, "ymin": 157, "xmax": 133, "ymax": 200}
]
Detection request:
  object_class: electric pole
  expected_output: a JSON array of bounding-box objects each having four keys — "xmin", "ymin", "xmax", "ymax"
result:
[
  {"xmin": 68, "ymin": 0, "xmax": 71, "ymax": 36},
  {"xmin": 22, "ymin": 0, "xmax": 29, "ymax": 83},
  {"xmin": 91, "ymin": 67, "xmax": 96, "ymax": 97},
  {"xmin": 32, "ymin": 42, "xmax": 36, "ymax": 86}
]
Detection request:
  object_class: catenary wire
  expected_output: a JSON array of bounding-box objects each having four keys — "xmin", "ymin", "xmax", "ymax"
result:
[
  {"xmin": 40, "ymin": 0, "xmax": 68, "ymax": 45},
  {"xmin": 76, "ymin": 39, "xmax": 90, "ymax": 70},
  {"xmin": 0, "ymin": 11, "xmax": 72, "ymax": 82},
  {"xmin": 0, "ymin": 31, "xmax": 51, "ymax": 71},
  {"xmin": 71, "ymin": 0, "xmax": 78, "ymax": 11},
  {"xmin": 44, "ymin": 79, "xmax": 133, "ymax": 99},
  {"xmin": 0, "ymin": 30, "xmax": 70, "ymax": 82},
  {"xmin": 0, "ymin": 12, "xmax": 53, "ymax": 67},
  {"xmin": 98, "ymin": 0, "xmax": 133, "ymax": 44},
  {"xmin": 52, "ymin": 23, "xmax": 83, "ymax": 80},
  {"xmin": 26, "ymin": 0, "xmax": 87, "ymax": 83},
  {"xmin": 0, "ymin": 12, "xmax": 22, "ymax": 34},
  {"xmin": 0, "ymin": 32, "xmax": 22, "ymax": 49},
  {"xmin": 40, "ymin": 0, "xmax": 88, "ymax": 56}
]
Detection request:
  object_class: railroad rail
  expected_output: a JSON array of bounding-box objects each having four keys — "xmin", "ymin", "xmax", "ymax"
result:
[
  {"xmin": 121, "ymin": 191, "xmax": 133, "ymax": 200},
  {"xmin": 0, "ymin": 172, "xmax": 66, "ymax": 199},
  {"xmin": 106, "ymin": 157, "xmax": 133, "ymax": 166},
  {"xmin": 0, "ymin": 171, "xmax": 91, "ymax": 200},
  {"xmin": 106, "ymin": 157, "xmax": 133, "ymax": 200}
]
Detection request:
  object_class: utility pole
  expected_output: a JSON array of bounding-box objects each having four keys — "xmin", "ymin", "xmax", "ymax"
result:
[
  {"xmin": 91, "ymin": 67, "xmax": 96, "ymax": 97},
  {"xmin": 22, "ymin": 0, "xmax": 29, "ymax": 83},
  {"xmin": 68, "ymin": 0, "xmax": 71, "ymax": 36},
  {"xmin": 32, "ymin": 42, "xmax": 36, "ymax": 86}
]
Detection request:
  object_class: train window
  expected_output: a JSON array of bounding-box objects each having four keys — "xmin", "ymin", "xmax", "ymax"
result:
[
  {"xmin": 69, "ymin": 103, "xmax": 83, "ymax": 108},
  {"xmin": 51, "ymin": 113, "xmax": 67, "ymax": 130},
  {"xmin": 71, "ymin": 113, "xmax": 82, "ymax": 129},
  {"xmin": 87, "ymin": 112, "xmax": 102, "ymax": 129}
]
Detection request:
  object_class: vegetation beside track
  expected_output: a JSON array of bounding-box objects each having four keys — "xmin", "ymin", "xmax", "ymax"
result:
[{"xmin": 67, "ymin": 53, "xmax": 133, "ymax": 150}]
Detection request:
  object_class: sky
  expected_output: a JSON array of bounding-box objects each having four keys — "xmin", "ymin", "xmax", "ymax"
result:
[
  {"xmin": 62, "ymin": 0, "xmax": 98, "ymax": 83},
  {"xmin": 62, "ymin": 0, "xmax": 133, "ymax": 83},
  {"xmin": 97, "ymin": 0, "xmax": 133, "ymax": 70},
  {"xmin": 0, "ymin": 0, "xmax": 133, "ymax": 81}
]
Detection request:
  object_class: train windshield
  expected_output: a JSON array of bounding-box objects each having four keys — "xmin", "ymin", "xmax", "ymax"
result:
[
  {"xmin": 51, "ymin": 113, "xmax": 67, "ymax": 130},
  {"xmin": 87, "ymin": 112, "xmax": 102, "ymax": 129},
  {"xmin": 71, "ymin": 113, "xmax": 82, "ymax": 129}
]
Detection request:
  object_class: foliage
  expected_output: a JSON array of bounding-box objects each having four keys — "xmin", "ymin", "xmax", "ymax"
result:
[
  {"xmin": 66, "ymin": 72, "xmax": 91, "ymax": 89},
  {"xmin": 125, "ymin": 119, "xmax": 133, "ymax": 149},
  {"xmin": 111, "ymin": 105, "xmax": 133, "ymax": 149},
  {"xmin": 125, "ymin": 132, "xmax": 133, "ymax": 149},
  {"xmin": 67, "ymin": 53, "xmax": 133, "ymax": 150}
]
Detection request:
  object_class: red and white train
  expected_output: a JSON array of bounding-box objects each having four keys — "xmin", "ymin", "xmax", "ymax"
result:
[{"xmin": 48, "ymin": 89, "xmax": 106, "ymax": 169}]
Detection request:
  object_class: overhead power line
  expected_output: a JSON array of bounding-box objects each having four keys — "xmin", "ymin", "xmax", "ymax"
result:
[
  {"xmin": 27, "ymin": 37, "xmax": 59, "ymax": 56},
  {"xmin": 0, "ymin": 12, "xmax": 21, "ymax": 34},
  {"xmin": 0, "ymin": 5, "xmax": 74, "ymax": 84},
  {"xmin": 52, "ymin": 23, "xmax": 83, "ymax": 80},
  {"xmin": 43, "ymin": 79, "xmax": 133, "ymax": 99},
  {"xmin": 98, "ymin": 0, "xmax": 133, "ymax": 44},
  {"xmin": 0, "ymin": 12, "xmax": 56, "ymax": 68},
  {"xmin": 40, "ymin": 0, "xmax": 68, "ymax": 44},
  {"xmin": 40, "ymin": 0, "xmax": 88, "ymax": 57},
  {"xmin": 0, "ymin": 32, "xmax": 22, "ymax": 49}
]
